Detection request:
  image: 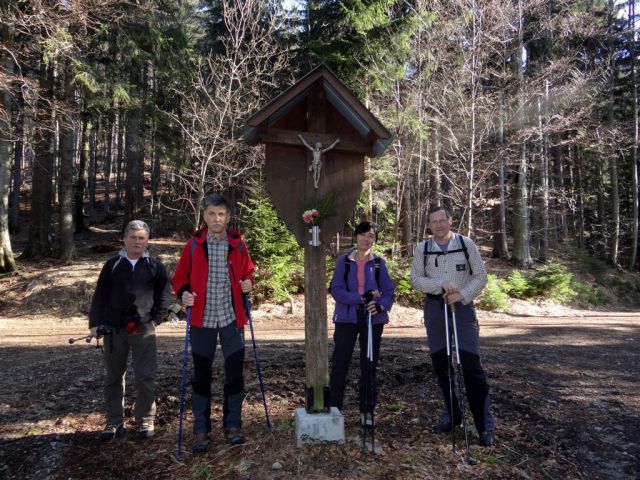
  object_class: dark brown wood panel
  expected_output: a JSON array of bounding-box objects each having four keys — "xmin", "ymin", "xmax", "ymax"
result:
[
  {"xmin": 261, "ymin": 128, "xmax": 368, "ymax": 154},
  {"xmin": 265, "ymin": 144, "xmax": 364, "ymax": 247}
]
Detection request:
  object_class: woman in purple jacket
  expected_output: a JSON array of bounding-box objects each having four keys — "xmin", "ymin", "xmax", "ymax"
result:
[{"xmin": 329, "ymin": 221, "xmax": 395, "ymax": 427}]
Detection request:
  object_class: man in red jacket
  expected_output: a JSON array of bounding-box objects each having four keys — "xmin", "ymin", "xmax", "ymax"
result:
[{"xmin": 172, "ymin": 193, "xmax": 254, "ymax": 453}]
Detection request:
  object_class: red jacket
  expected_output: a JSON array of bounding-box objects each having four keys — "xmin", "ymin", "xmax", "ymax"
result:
[{"xmin": 172, "ymin": 227, "xmax": 254, "ymax": 329}]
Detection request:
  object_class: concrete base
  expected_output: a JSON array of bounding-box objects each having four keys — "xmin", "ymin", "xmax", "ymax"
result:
[{"xmin": 295, "ymin": 407, "xmax": 345, "ymax": 447}]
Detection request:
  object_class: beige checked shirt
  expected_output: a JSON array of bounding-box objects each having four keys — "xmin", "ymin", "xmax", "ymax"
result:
[{"xmin": 410, "ymin": 232, "xmax": 487, "ymax": 304}]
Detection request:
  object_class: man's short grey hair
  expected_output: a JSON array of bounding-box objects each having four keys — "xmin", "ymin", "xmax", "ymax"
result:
[
  {"xmin": 124, "ymin": 220, "xmax": 150, "ymax": 238},
  {"xmin": 202, "ymin": 193, "xmax": 232, "ymax": 213}
]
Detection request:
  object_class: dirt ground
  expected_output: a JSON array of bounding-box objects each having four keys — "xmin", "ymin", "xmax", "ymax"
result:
[{"xmin": 0, "ymin": 238, "xmax": 639, "ymax": 480}]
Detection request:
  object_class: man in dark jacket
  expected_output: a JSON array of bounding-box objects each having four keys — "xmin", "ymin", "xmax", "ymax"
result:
[
  {"xmin": 172, "ymin": 193, "xmax": 254, "ymax": 453},
  {"xmin": 89, "ymin": 220, "xmax": 172, "ymax": 442}
]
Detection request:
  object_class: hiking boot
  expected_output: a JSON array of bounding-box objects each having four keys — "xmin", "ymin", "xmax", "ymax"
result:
[
  {"xmin": 360, "ymin": 412, "xmax": 375, "ymax": 429},
  {"xmin": 192, "ymin": 432, "xmax": 210, "ymax": 454},
  {"xmin": 137, "ymin": 419, "xmax": 155, "ymax": 438},
  {"xmin": 431, "ymin": 419, "xmax": 461, "ymax": 434},
  {"xmin": 100, "ymin": 423, "xmax": 125, "ymax": 443},
  {"xmin": 224, "ymin": 427, "xmax": 245, "ymax": 445},
  {"xmin": 479, "ymin": 431, "xmax": 496, "ymax": 447}
]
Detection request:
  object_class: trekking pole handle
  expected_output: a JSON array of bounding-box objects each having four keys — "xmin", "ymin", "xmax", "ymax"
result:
[{"xmin": 68, "ymin": 335, "xmax": 91, "ymax": 344}]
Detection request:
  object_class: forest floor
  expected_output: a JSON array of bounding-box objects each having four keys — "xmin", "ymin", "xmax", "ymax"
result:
[{"xmin": 0, "ymin": 232, "xmax": 639, "ymax": 479}]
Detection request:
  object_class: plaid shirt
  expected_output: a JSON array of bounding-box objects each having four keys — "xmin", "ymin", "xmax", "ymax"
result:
[
  {"xmin": 410, "ymin": 232, "xmax": 487, "ymax": 305},
  {"xmin": 202, "ymin": 233, "xmax": 235, "ymax": 329}
]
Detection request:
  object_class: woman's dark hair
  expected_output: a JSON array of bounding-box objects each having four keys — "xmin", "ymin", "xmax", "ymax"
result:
[
  {"xmin": 202, "ymin": 193, "xmax": 232, "ymax": 213},
  {"xmin": 353, "ymin": 221, "xmax": 378, "ymax": 241}
]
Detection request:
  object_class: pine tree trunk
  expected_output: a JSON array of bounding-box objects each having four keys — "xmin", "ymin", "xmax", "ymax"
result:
[
  {"xmin": 22, "ymin": 58, "xmax": 54, "ymax": 259},
  {"xmin": 103, "ymin": 115, "xmax": 116, "ymax": 216},
  {"xmin": 150, "ymin": 121, "xmax": 161, "ymax": 219},
  {"xmin": 465, "ymin": 0, "xmax": 479, "ymax": 237},
  {"xmin": 433, "ymin": 125, "xmax": 442, "ymax": 205},
  {"xmin": 595, "ymin": 155, "xmax": 606, "ymax": 255},
  {"xmin": 115, "ymin": 113, "xmax": 124, "ymax": 210},
  {"xmin": 496, "ymin": 90, "xmax": 509, "ymax": 258},
  {"xmin": 606, "ymin": 0, "xmax": 620, "ymax": 266},
  {"xmin": 610, "ymin": 151, "xmax": 620, "ymax": 264},
  {"xmin": 538, "ymin": 92, "xmax": 549, "ymax": 262},
  {"xmin": 400, "ymin": 170, "xmax": 412, "ymax": 255},
  {"xmin": 0, "ymin": 17, "xmax": 16, "ymax": 272},
  {"xmin": 575, "ymin": 147, "xmax": 586, "ymax": 249},
  {"xmin": 9, "ymin": 86, "xmax": 24, "ymax": 234},
  {"xmin": 74, "ymin": 118, "xmax": 92, "ymax": 233},
  {"xmin": 57, "ymin": 61, "xmax": 76, "ymax": 262},
  {"xmin": 629, "ymin": 0, "xmax": 638, "ymax": 270},
  {"xmin": 124, "ymin": 106, "xmax": 142, "ymax": 227},
  {"xmin": 558, "ymin": 143, "xmax": 570, "ymax": 241},
  {"xmin": 87, "ymin": 119, "xmax": 98, "ymax": 224},
  {"xmin": 511, "ymin": 0, "xmax": 532, "ymax": 267}
]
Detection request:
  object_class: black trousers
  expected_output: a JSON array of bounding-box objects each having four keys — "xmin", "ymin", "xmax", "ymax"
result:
[
  {"xmin": 329, "ymin": 309, "xmax": 384, "ymax": 414},
  {"xmin": 431, "ymin": 347, "xmax": 494, "ymax": 432}
]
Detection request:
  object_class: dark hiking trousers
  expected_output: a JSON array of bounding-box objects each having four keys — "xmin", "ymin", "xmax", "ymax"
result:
[
  {"xmin": 103, "ymin": 322, "xmax": 157, "ymax": 426},
  {"xmin": 425, "ymin": 296, "xmax": 494, "ymax": 433},
  {"xmin": 190, "ymin": 323, "xmax": 245, "ymax": 434},
  {"xmin": 329, "ymin": 308, "xmax": 384, "ymax": 414}
]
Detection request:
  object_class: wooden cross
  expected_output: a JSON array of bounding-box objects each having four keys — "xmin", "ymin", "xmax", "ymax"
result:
[{"xmin": 244, "ymin": 66, "xmax": 392, "ymax": 412}]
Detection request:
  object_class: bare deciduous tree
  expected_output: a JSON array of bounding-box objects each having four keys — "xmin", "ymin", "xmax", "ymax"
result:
[{"xmin": 163, "ymin": 0, "xmax": 291, "ymax": 229}]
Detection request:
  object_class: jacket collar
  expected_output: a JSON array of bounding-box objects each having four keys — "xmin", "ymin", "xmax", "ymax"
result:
[
  {"xmin": 346, "ymin": 248, "xmax": 377, "ymax": 262},
  {"xmin": 429, "ymin": 232, "xmax": 459, "ymax": 251},
  {"xmin": 193, "ymin": 226, "xmax": 243, "ymax": 247},
  {"xmin": 118, "ymin": 249, "xmax": 150, "ymax": 259}
]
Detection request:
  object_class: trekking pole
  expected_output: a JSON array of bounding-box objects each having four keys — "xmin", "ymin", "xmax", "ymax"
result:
[
  {"xmin": 176, "ymin": 307, "xmax": 191, "ymax": 460},
  {"xmin": 367, "ymin": 309, "xmax": 376, "ymax": 455},
  {"xmin": 450, "ymin": 304, "xmax": 474, "ymax": 465},
  {"xmin": 68, "ymin": 335, "xmax": 92, "ymax": 344},
  {"xmin": 243, "ymin": 293, "xmax": 271, "ymax": 432},
  {"xmin": 444, "ymin": 302, "xmax": 456, "ymax": 454}
]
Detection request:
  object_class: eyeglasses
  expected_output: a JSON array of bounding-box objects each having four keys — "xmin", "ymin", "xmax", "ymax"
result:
[{"xmin": 428, "ymin": 219, "xmax": 449, "ymax": 226}]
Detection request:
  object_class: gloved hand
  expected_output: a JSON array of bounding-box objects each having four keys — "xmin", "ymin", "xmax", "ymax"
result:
[
  {"xmin": 366, "ymin": 302, "xmax": 383, "ymax": 315},
  {"xmin": 362, "ymin": 290, "xmax": 375, "ymax": 304}
]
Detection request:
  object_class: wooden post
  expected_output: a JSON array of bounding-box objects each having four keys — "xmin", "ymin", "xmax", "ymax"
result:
[
  {"xmin": 304, "ymin": 83, "xmax": 329, "ymax": 412},
  {"xmin": 304, "ymin": 243, "xmax": 328, "ymax": 412}
]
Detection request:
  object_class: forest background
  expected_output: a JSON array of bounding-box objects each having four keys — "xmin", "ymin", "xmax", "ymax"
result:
[
  {"xmin": 1, "ymin": 2, "xmax": 640, "ymax": 479},
  {"xmin": 1, "ymin": 0, "xmax": 639, "ymax": 309}
]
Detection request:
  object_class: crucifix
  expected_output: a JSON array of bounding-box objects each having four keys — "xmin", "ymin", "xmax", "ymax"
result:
[{"xmin": 298, "ymin": 135, "xmax": 340, "ymax": 189}]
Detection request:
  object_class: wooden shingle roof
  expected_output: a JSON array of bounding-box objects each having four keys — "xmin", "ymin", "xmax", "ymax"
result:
[{"xmin": 243, "ymin": 65, "xmax": 392, "ymax": 158}]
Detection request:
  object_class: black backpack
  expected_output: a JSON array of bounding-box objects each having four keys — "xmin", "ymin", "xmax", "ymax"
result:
[{"xmin": 423, "ymin": 236, "xmax": 473, "ymax": 275}]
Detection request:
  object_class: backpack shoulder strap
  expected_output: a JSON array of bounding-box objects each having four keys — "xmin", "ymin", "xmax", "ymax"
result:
[
  {"xmin": 190, "ymin": 239, "xmax": 196, "ymax": 269},
  {"xmin": 111, "ymin": 255, "xmax": 124, "ymax": 275},
  {"xmin": 423, "ymin": 239, "xmax": 432, "ymax": 270},
  {"xmin": 343, "ymin": 255, "xmax": 351, "ymax": 291},
  {"xmin": 458, "ymin": 235, "xmax": 473, "ymax": 275},
  {"xmin": 374, "ymin": 256, "xmax": 381, "ymax": 291},
  {"xmin": 146, "ymin": 256, "xmax": 158, "ymax": 279}
]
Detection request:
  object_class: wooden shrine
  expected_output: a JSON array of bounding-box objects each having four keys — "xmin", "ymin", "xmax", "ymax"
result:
[{"xmin": 244, "ymin": 65, "xmax": 392, "ymax": 413}]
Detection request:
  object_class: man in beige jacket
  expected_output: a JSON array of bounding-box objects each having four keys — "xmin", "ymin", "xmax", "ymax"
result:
[{"xmin": 411, "ymin": 206, "xmax": 495, "ymax": 447}]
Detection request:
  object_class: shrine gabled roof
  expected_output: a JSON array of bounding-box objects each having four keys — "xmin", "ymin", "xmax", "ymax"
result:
[{"xmin": 243, "ymin": 65, "xmax": 392, "ymax": 158}]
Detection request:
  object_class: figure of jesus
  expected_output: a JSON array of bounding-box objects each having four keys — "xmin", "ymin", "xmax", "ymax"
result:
[{"xmin": 298, "ymin": 135, "xmax": 340, "ymax": 189}]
